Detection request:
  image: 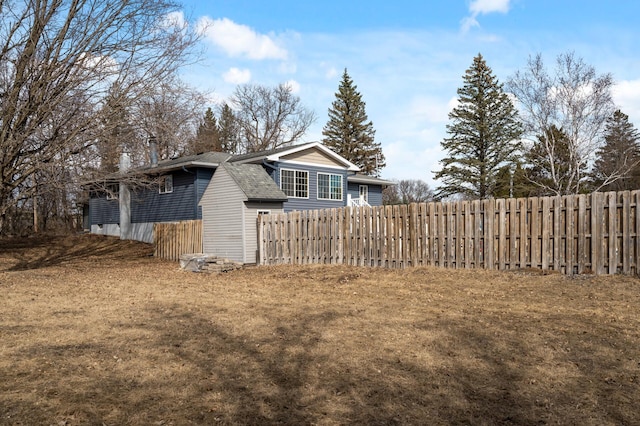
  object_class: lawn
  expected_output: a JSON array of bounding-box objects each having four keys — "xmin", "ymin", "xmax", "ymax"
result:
[{"xmin": 1, "ymin": 234, "xmax": 639, "ymax": 425}]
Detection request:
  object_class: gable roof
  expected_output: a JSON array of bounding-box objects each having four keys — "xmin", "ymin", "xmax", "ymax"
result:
[
  {"xmin": 230, "ymin": 142, "xmax": 360, "ymax": 172},
  {"xmin": 220, "ymin": 163, "xmax": 288, "ymax": 202}
]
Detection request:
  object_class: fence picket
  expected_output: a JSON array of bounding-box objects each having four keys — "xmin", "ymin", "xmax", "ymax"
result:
[{"xmin": 152, "ymin": 192, "xmax": 640, "ymax": 276}]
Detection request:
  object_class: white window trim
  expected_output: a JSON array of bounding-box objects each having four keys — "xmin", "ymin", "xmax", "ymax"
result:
[
  {"xmin": 159, "ymin": 174, "xmax": 173, "ymax": 194},
  {"xmin": 280, "ymin": 168, "xmax": 309, "ymax": 199},
  {"xmin": 317, "ymin": 172, "xmax": 343, "ymax": 201}
]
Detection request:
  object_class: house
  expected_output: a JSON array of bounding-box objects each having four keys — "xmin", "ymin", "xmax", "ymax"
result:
[
  {"xmin": 89, "ymin": 151, "xmax": 231, "ymax": 242},
  {"xmin": 88, "ymin": 142, "xmax": 395, "ymax": 261}
]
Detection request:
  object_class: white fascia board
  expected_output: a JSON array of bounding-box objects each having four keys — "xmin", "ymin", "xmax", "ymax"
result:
[
  {"xmin": 265, "ymin": 142, "xmax": 361, "ymax": 172},
  {"xmin": 277, "ymin": 159, "xmax": 348, "ymax": 171}
]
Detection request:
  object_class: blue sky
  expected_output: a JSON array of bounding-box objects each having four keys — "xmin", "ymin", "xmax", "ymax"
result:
[{"xmin": 177, "ymin": 0, "xmax": 640, "ymax": 187}]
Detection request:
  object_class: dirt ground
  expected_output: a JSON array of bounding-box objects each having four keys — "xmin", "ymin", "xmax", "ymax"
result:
[{"xmin": 1, "ymin": 234, "xmax": 639, "ymax": 425}]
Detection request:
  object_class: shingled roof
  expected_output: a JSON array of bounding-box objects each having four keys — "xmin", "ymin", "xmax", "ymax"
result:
[
  {"xmin": 137, "ymin": 151, "xmax": 232, "ymax": 173},
  {"xmin": 220, "ymin": 163, "xmax": 288, "ymax": 202}
]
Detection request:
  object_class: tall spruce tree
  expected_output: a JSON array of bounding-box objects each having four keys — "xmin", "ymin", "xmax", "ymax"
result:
[
  {"xmin": 322, "ymin": 69, "xmax": 385, "ymax": 176},
  {"xmin": 217, "ymin": 103, "xmax": 240, "ymax": 154},
  {"xmin": 435, "ymin": 54, "xmax": 523, "ymax": 199},
  {"xmin": 190, "ymin": 107, "xmax": 220, "ymax": 154},
  {"xmin": 590, "ymin": 110, "xmax": 640, "ymax": 191}
]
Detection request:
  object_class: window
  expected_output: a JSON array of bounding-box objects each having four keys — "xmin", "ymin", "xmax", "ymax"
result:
[
  {"xmin": 280, "ymin": 169, "xmax": 308, "ymax": 198},
  {"xmin": 318, "ymin": 173, "xmax": 343, "ymax": 201},
  {"xmin": 159, "ymin": 174, "xmax": 173, "ymax": 194},
  {"xmin": 106, "ymin": 184, "xmax": 118, "ymax": 200}
]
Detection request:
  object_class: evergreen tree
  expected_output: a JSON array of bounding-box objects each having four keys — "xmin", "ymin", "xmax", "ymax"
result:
[
  {"xmin": 590, "ymin": 110, "xmax": 640, "ymax": 191},
  {"xmin": 493, "ymin": 162, "xmax": 534, "ymax": 199},
  {"xmin": 524, "ymin": 125, "xmax": 584, "ymax": 195},
  {"xmin": 322, "ymin": 69, "xmax": 385, "ymax": 176},
  {"xmin": 190, "ymin": 107, "xmax": 220, "ymax": 154},
  {"xmin": 435, "ymin": 54, "xmax": 523, "ymax": 199},
  {"xmin": 217, "ymin": 103, "xmax": 240, "ymax": 154}
]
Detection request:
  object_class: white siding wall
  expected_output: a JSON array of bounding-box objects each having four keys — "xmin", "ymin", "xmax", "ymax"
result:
[
  {"xmin": 201, "ymin": 168, "xmax": 245, "ymax": 262},
  {"xmin": 129, "ymin": 222, "xmax": 154, "ymax": 243},
  {"xmin": 91, "ymin": 223, "xmax": 120, "ymax": 237},
  {"xmin": 244, "ymin": 202, "xmax": 284, "ymax": 263}
]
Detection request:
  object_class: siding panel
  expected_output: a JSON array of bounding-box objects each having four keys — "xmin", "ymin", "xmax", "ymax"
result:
[
  {"xmin": 201, "ymin": 167, "xmax": 245, "ymax": 262},
  {"xmin": 347, "ymin": 182, "xmax": 383, "ymax": 206},
  {"xmin": 89, "ymin": 195, "xmax": 119, "ymax": 225},
  {"xmin": 131, "ymin": 170, "xmax": 197, "ymax": 223},
  {"xmin": 195, "ymin": 168, "xmax": 214, "ymax": 219},
  {"xmin": 281, "ymin": 148, "xmax": 346, "ymax": 168},
  {"xmin": 274, "ymin": 163, "xmax": 348, "ymax": 212},
  {"xmin": 244, "ymin": 202, "xmax": 284, "ymax": 263}
]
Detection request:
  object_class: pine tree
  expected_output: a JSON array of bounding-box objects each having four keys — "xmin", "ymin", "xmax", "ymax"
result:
[
  {"xmin": 322, "ymin": 69, "xmax": 385, "ymax": 176},
  {"xmin": 190, "ymin": 107, "xmax": 220, "ymax": 154},
  {"xmin": 217, "ymin": 103, "xmax": 239, "ymax": 154},
  {"xmin": 435, "ymin": 54, "xmax": 523, "ymax": 199},
  {"xmin": 524, "ymin": 125, "xmax": 584, "ymax": 195},
  {"xmin": 493, "ymin": 162, "xmax": 534, "ymax": 199},
  {"xmin": 590, "ymin": 110, "xmax": 640, "ymax": 191}
]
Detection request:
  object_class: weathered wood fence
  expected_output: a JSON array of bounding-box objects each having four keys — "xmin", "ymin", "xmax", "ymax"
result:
[
  {"xmin": 258, "ymin": 191, "xmax": 640, "ymax": 275},
  {"xmin": 154, "ymin": 220, "xmax": 203, "ymax": 261}
]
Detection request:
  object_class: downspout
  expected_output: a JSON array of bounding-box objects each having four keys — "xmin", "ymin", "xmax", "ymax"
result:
[{"xmin": 262, "ymin": 159, "xmax": 278, "ymax": 183}]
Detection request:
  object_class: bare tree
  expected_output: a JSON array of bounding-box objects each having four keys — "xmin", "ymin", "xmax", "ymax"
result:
[
  {"xmin": 0, "ymin": 0, "xmax": 200, "ymax": 233},
  {"xmin": 133, "ymin": 77, "xmax": 208, "ymax": 162},
  {"xmin": 507, "ymin": 52, "xmax": 615, "ymax": 195},
  {"xmin": 230, "ymin": 83, "xmax": 316, "ymax": 153},
  {"xmin": 383, "ymin": 179, "xmax": 434, "ymax": 205}
]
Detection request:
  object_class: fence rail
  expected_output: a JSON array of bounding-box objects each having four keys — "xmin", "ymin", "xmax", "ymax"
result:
[
  {"xmin": 258, "ymin": 191, "xmax": 640, "ymax": 275},
  {"xmin": 153, "ymin": 220, "xmax": 203, "ymax": 261}
]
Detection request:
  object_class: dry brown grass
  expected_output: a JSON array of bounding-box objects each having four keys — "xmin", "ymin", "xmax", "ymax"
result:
[{"xmin": 1, "ymin": 234, "xmax": 639, "ymax": 425}]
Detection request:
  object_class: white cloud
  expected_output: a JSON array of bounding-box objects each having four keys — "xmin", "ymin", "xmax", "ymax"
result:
[
  {"xmin": 406, "ymin": 96, "xmax": 452, "ymax": 123},
  {"xmin": 384, "ymin": 140, "xmax": 444, "ymax": 187},
  {"xmin": 284, "ymin": 79, "xmax": 301, "ymax": 94},
  {"xmin": 325, "ymin": 67, "xmax": 338, "ymax": 79},
  {"xmin": 278, "ymin": 61, "xmax": 298, "ymax": 74},
  {"xmin": 223, "ymin": 67, "xmax": 252, "ymax": 84},
  {"xmin": 469, "ymin": 0, "xmax": 511, "ymax": 15},
  {"xmin": 461, "ymin": 0, "xmax": 512, "ymax": 33},
  {"xmin": 161, "ymin": 11, "xmax": 187, "ymax": 30},
  {"xmin": 197, "ymin": 17, "xmax": 288, "ymax": 60},
  {"xmin": 613, "ymin": 79, "xmax": 640, "ymax": 124}
]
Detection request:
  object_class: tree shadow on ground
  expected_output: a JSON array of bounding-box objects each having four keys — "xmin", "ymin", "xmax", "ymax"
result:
[
  {"xmin": 0, "ymin": 234, "xmax": 153, "ymax": 271},
  {"xmin": 2, "ymin": 300, "xmax": 638, "ymax": 425}
]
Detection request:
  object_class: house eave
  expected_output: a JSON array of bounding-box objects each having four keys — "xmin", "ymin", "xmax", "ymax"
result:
[
  {"xmin": 140, "ymin": 161, "xmax": 221, "ymax": 174},
  {"xmin": 347, "ymin": 175, "xmax": 396, "ymax": 186},
  {"xmin": 264, "ymin": 142, "xmax": 360, "ymax": 171}
]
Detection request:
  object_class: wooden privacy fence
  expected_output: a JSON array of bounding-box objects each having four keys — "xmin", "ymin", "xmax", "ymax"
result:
[
  {"xmin": 154, "ymin": 220, "xmax": 203, "ymax": 261},
  {"xmin": 258, "ymin": 191, "xmax": 640, "ymax": 275}
]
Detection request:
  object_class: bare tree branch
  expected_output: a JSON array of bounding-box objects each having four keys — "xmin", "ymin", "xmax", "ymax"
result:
[
  {"xmin": 0, "ymin": 0, "xmax": 201, "ymax": 233},
  {"xmin": 507, "ymin": 52, "xmax": 615, "ymax": 195},
  {"xmin": 229, "ymin": 83, "xmax": 316, "ymax": 153}
]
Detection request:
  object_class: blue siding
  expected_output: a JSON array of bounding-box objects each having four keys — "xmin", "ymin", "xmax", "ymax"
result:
[
  {"xmin": 272, "ymin": 163, "xmax": 348, "ymax": 212},
  {"xmin": 131, "ymin": 169, "xmax": 199, "ymax": 223},
  {"xmin": 89, "ymin": 195, "xmax": 119, "ymax": 225},
  {"xmin": 347, "ymin": 182, "xmax": 384, "ymax": 206},
  {"xmin": 195, "ymin": 168, "xmax": 214, "ymax": 219}
]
